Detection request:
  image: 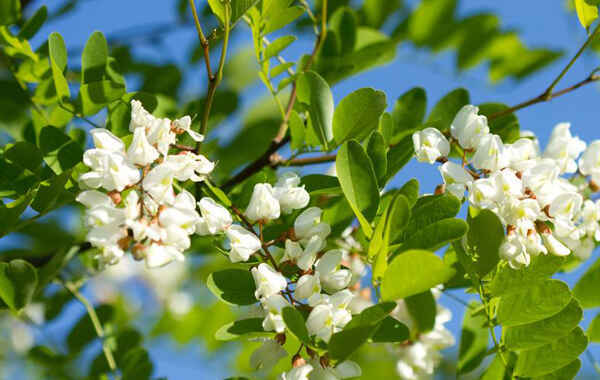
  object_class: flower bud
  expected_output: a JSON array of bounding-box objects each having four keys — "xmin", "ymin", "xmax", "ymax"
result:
[{"xmin": 245, "ymin": 183, "xmax": 281, "ymax": 222}]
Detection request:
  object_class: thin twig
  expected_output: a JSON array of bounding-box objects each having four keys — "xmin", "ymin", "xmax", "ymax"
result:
[
  {"xmin": 489, "ymin": 74, "xmax": 600, "ymax": 121},
  {"xmin": 543, "ymin": 22, "xmax": 600, "ymax": 98},
  {"xmin": 188, "ymin": 0, "xmax": 213, "ymax": 81},
  {"xmin": 64, "ymin": 281, "xmax": 118, "ymax": 376}
]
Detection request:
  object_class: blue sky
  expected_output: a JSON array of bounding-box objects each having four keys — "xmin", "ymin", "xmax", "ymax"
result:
[{"xmin": 13, "ymin": 0, "xmax": 600, "ymax": 378}]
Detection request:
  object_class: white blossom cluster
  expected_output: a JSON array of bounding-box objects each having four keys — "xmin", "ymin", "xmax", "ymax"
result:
[
  {"xmin": 391, "ymin": 291, "xmax": 454, "ymax": 380},
  {"xmin": 77, "ymin": 100, "xmax": 214, "ymax": 267},
  {"xmin": 413, "ymin": 105, "xmax": 600, "ymax": 268}
]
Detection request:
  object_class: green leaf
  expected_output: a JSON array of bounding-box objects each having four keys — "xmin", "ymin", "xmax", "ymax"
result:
[
  {"xmin": 392, "ymin": 218, "xmax": 468, "ymax": 254},
  {"xmin": 107, "ymin": 92, "xmax": 157, "ymax": 137},
  {"xmin": 479, "ymin": 103, "xmax": 520, "ymax": 144},
  {"xmin": 282, "ymin": 307, "xmax": 311, "ymax": 346},
  {"xmin": 400, "ymin": 194, "xmax": 461, "ymax": 242},
  {"xmin": 329, "ymin": 302, "xmax": 395, "ymax": 361},
  {"xmin": 329, "ymin": 7, "xmax": 357, "ymax": 55},
  {"xmin": 479, "ymin": 354, "xmax": 509, "ymax": 380},
  {"xmin": 426, "ymin": 88, "xmax": 469, "ymax": 131},
  {"xmin": 207, "ymin": 269, "xmax": 257, "ymax": 306},
  {"xmin": 457, "ymin": 302, "xmax": 488, "ymax": 374},
  {"xmin": 504, "ymin": 299, "xmax": 583, "ymax": 350},
  {"xmin": 514, "ymin": 327, "xmax": 588, "ymax": 378},
  {"xmin": 4, "ymin": 141, "xmax": 43, "ymax": 173},
  {"xmin": 333, "ymin": 87, "xmax": 387, "ymax": 145},
  {"xmin": 48, "ymin": 32, "xmax": 70, "ymax": 102},
  {"xmin": 497, "ymin": 279, "xmax": 572, "ymax": 327},
  {"xmin": 336, "ymin": 140, "xmax": 380, "ymax": 236},
  {"xmin": 39, "ymin": 126, "xmax": 83, "ymax": 174},
  {"xmin": 215, "ymin": 318, "xmax": 270, "ymax": 341},
  {"xmin": 397, "ymin": 178, "xmax": 419, "ymax": 207},
  {"xmin": 0, "ymin": 259, "xmax": 38, "ymax": 311},
  {"xmin": 378, "ymin": 111, "xmax": 394, "ymax": 144},
  {"xmin": 67, "ymin": 304, "xmax": 114, "ymax": 352},
  {"xmin": 0, "ymin": 0, "xmax": 20, "ymax": 25},
  {"xmin": 371, "ymin": 316, "xmax": 409, "ymax": 342},
  {"xmin": 575, "ymin": 0, "xmax": 598, "ymax": 31},
  {"xmin": 270, "ymin": 62, "xmax": 294, "ymax": 78},
  {"xmin": 366, "ymin": 131, "xmax": 387, "ymax": 186},
  {"xmin": 296, "ymin": 71, "xmax": 334, "ymax": 149},
  {"xmin": 489, "ymin": 255, "xmax": 565, "ymax": 297},
  {"xmin": 405, "ymin": 291, "xmax": 436, "ymax": 334},
  {"xmin": 288, "ymin": 109, "xmax": 305, "ymax": 150},
  {"xmin": 0, "ymin": 193, "xmax": 35, "ymax": 237},
  {"xmin": 81, "ymin": 31, "xmax": 108, "ymax": 84},
  {"xmin": 573, "ymin": 255, "xmax": 600, "ymax": 308},
  {"xmin": 532, "ymin": 359, "xmax": 581, "ymax": 380},
  {"xmin": 466, "ymin": 209, "xmax": 503, "ymax": 277},
  {"xmin": 301, "ymin": 174, "xmax": 341, "ymax": 196},
  {"xmin": 30, "ymin": 172, "xmax": 70, "ymax": 213},
  {"xmin": 79, "ymin": 80, "xmax": 126, "ymax": 116},
  {"xmin": 391, "ymin": 87, "xmax": 426, "ymax": 144},
  {"xmin": 264, "ymin": 35, "xmax": 296, "ymax": 60},
  {"xmin": 381, "ymin": 250, "xmax": 455, "ymax": 300},
  {"xmin": 121, "ymin": 347, "xmax": 153, "ymax": 380},
  {"xmin": 209, "ymin": 0, "xmax": 259, "ymax": 28},
  {"xmin": 18, "ymin": 6, "xmax": 47, "ymax": 39},
  {"xmin": 589, "ymin": 312, "xmax": 600, "ymax": 343},
  {"xmin": 384, "ymin": 135, "xmax": 414, "ymax": 182}
]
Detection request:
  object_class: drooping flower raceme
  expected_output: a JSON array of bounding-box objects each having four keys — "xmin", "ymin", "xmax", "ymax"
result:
[
  {"xmin": 413, "ymin": 104, "xmax": 600, "ymax": 269},
  {"xmin": 78, "ymin": 101, "xmax": 216, "ymax": 268}
]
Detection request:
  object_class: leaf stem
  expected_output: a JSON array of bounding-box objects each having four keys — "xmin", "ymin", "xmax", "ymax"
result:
[
  {"xmin": 188, "ymin": 0, "xmax": 213, "ymax": 80},
  {"xmin": 64, "ymin": 281, "xmax": 118, "ymax": 376},
  {"xmin": 478, "ymin": 283, "xmax": 509, "ymax": 368}
]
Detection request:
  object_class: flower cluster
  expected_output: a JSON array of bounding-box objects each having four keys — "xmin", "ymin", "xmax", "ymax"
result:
[
  {"xmin": 391, "ymin": 291, "xmax": 454, "ymax": 380},
  {"xmin": 77, "ymin": 100, "xmax": 214, "ymax": 267},
  {"xmin": 413, "ymin": 105, "xmax": 600, "ymax": 268}
]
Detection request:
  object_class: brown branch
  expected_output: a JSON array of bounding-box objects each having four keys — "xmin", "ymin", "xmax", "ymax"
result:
[
  {"xmin": 271, "ymin": 153, "xmax": 337, "ymax": 167},
  {"xmin": 172, "ymin": 143, "xmax": 196, "ymax": 152},
  {"xmin": 488, "ymin": 74, "xmax": 600, "ymax": 121}
]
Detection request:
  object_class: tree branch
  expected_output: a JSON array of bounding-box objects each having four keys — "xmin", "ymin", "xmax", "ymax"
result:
[
  {"xmin": 488, "ymin": 74, "xmax": 600, "ymax": 121},
  {"xmin": 188, "ymin": 0, "xmax": 213, "ymax": 81}
]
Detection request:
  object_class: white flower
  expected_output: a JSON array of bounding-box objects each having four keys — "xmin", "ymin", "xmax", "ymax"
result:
[
  {"xmin": 412, "ymin": 127, "xmax": 450, "ymax": 164},
  {"xmin": 280, "ymin": 364, "xmax": 313, "ymax": 380},
  {"xmin": 506, "ymin": 138, "xmax": 539, "ymax": 170},
  {"xmin": 76, "ymin": 190, "xmax": 113, "ymax": 208},
  {"xmin": 579, "ymin": 140, "xmax": 600, "ymax": 183},
  {"xmin": 439, "ymin": 162, "xmax": 473, "ymax": 199},
  {"xmin": 246, "ymin": 183, "xmax": 281, "ymax": 222},
  {"xmin": 164, "ymin": 152, "xmax": 214, "ymax": 182},
  {"xmin": 468, "ymin": 177, "xmax": 501, "ymax": 210},
  {"xmin": 129, "ymin": 100, "xmax": 155, "ymax": 131},
  {"xmin": 250, "ymin": 339, "xmax": 287, "ymax": 371},
  {"xmin": 261, "ymin": 294, "xmax": 290, "ymax": 333},
  {"xmin": 543, "ymin": 122, "xmax": 586, "ymax": 174},
  {"xmin": 309, "ymin": 360, "xmax": 362, "ymax": 380},
  {"xmin": 80, "ymin": 149, "xmax": 141, "ymax": 191},
  {"xmin": 127, "ymin": 127, "xmax": 159, "ymax": 166},
  {"xmin": 90, "ymin": 128, "xmax": 125, "ymax": 152},
  {"xmin": 294, "ymin": 207, "xmax": 331, "ymax": 243},
  {"xmin": 144, "ymin": 243, "xmax": 184, "ymax": 268},
  {"xmin": 294, "ymin": 273, "xmax": 321, "ymax": 301},
  {"xmin": 252, "ymin": 263, "xmax": 287, "ymax": 299},
  {"xmin": 225, "ymin": 225, "xmax": 261, "ymax": 263},
  {"xmin": 542, "ymin": 232, "xmax": 570, "ymax": 256},
  {"xmin": 172, "ymin": 115, "xmax": 204, "ymax": 142},
  {"xmin": 282, "ymin": 237, "xmax": 321, "ymax": 270},
  {"xmin": 315, "ymin": 250, "xmax": 352, "ymax": 293},
  {"xmin": 472, "ymin": 134, "xmax": 508, "ymax": 172},
  {"xmin": 123, "ymin": 190, "xmax": 141, "ymax": 223},
  {"xmin": 196, "ymin": 197, "xmax": 232, "ymax": 235},
  {"xmin": 450, "ymin": 105, "xmax": 489, "ymax": 150},
  {"xmin": 147, "ymin": 117, "xmax": 176, "ymax": 156},
  {"xmin": 548, "ymin": 192, "xmax": 582, "ymax": 221},
  {"xmin": 273, "ymin": 172, "xmax": 310, "ymax": 214},
  {"xmin": 306, "ymin": 304, "xmax": 335, "ymax": 342},
  {"xmin": 499, "ymin": 233, "xmax": 530, "ymax": 269},
  {"xmin": 143, "ymin": 163, "xmax": 175, "ymax": 204}
]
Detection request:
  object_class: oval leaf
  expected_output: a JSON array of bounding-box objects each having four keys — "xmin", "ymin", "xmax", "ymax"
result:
[{"xmin": 207, "ymin": 269, "xmax": 257, "ymax": 306}]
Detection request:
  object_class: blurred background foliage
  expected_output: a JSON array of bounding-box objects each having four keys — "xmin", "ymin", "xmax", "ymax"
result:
[{"xmin": 0, "ymin": 0, "xmax": 599, "ymax": 379}]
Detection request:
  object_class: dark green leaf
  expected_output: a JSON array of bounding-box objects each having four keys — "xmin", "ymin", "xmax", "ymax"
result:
[
  {"xmin": 67, "ymin": 304, "xmax": 114, "ymax": 352},
  {"xmin": 589, "ymin": 312, "xmax": 600, "ymax": 343},
  {"xmin": 0, "ymin": 259, "xmax": 38, "ymax": 311},
  {"xmin": 0, "ymin": 0, "xmax": 20, "ymax": 25},
  {"xmin": 18, "ymin": 6, "xmax": 47, "ymax": 39},
  {"xmin": 393, "ymin": 218, "xmax": 468, "ymax": 254},
  {"xmin": 426, "ymin": 88, "xmax": 469, "ymax": 131},
  {"xmin": 391, "ymin": 87, "xmax": 426, "ymax": 144},
  {"xmin": 400, "ymin": 194, "xmax": 461, "ymax": 242},
  {"xmin": 296, "ymin": 71, "xmax": 334, "ymax": 149},
  {"xmin": 366, "ymin": 131, "xmax": 387, "ymax": 185},
  {"xmin": 397, "ymin": 178, "xmax": 419, "ymax": 207},
  {"xmin": 329, "ymin": 7, "xmax": 357, "ymax": 55},
  {"xmin": 371, "ymin": 316, "xmax": 409, "ymax": 342},
  {"xmin": 282, "ymin": 307, "xmax": 311, "ymax": 345},
  {"xmin": 457, "ymin": 302, "xmax": 488, "ymax": 374},
  {"xmin": 215, "ymin": 318, "xmax": 270, "ymax": 341},
  {"xmin": 121, "ymin": 347, "xmax": 154, "ymax": 380},
  {"xmin": 333, "ymin": 87, "xmax": 387, "ymax": 145},
  {"xmin": 336, "ymin": 140, "xmax": 380, "ymax": 235},
  {"xmin": 573, "ymin": 255, "xmax": 600, "ymax": 308},
  {"xmin": 405, "ymin": 291, "xmax": 436, "ymax": 334},
  {"xmin": 4, "ymin": 141, "xmax": 43, "ymax": 173},
  {"xmin": 207, "ymin": 269, "xmax": 257, "ymax": 305},
  {"xmin": 479, "ymin": 103, "xmax": 520, "ymax": 144},
  {"xmin": 466, "ymin": 209, "xmax": 503, "ymax": 276},
  {"xmin": 48, "ymin": 32, "xmax": 70, "ymax": 102},
  {"xmin": 79, "ymin": 80, "xmax": 126, "ymax": 116},
  {"xmin": 39, "ymin": 126, "xmax": 83, "ymax": 174}
]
